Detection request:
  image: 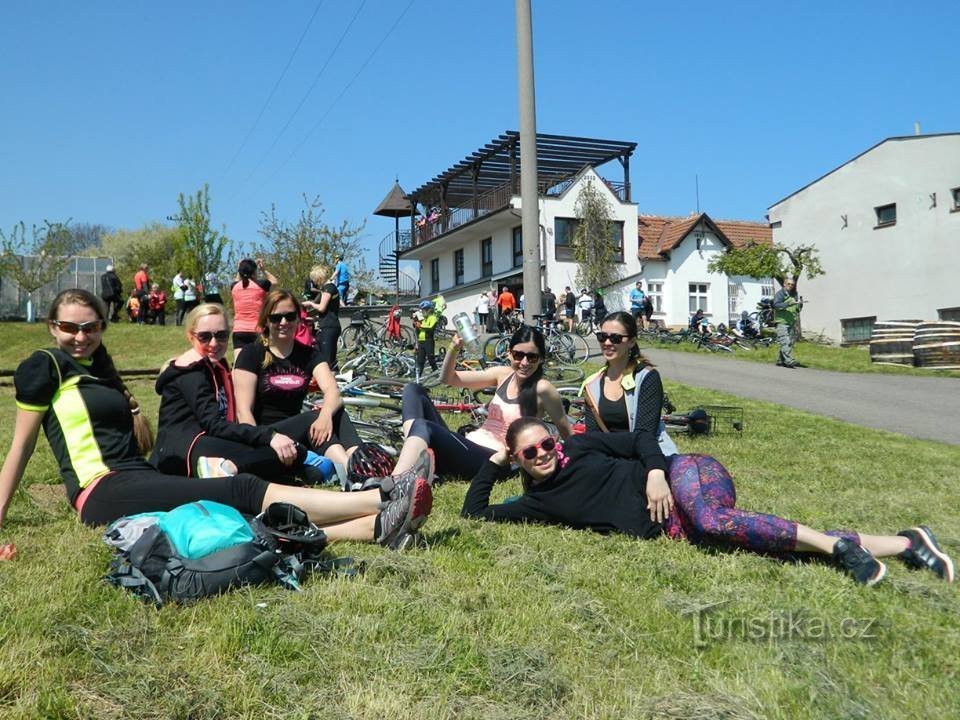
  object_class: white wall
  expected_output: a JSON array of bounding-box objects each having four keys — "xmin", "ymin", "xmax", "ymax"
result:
[{"xmin": 769, "ymin": 135, "xmax": 960, "ymax": 341}]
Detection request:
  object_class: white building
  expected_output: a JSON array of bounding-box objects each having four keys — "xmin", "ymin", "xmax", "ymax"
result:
[
  {"xmin": 397, "ymin": 131, "xmax": 771, "ymax": 328},
  {"xmin": 768, "ymin": 133, "xmax": 960, "ymax": 344}
]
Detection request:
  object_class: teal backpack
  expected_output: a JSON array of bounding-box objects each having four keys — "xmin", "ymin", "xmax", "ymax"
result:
[{"xmin": 103, "ymin": 500, "xmax": 333, "ymax": 605}]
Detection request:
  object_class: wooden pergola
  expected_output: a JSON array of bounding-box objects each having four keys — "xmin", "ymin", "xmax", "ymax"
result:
[{"xmin": 406, "ymin": 131, "xmax": 637, "ymax": 241}]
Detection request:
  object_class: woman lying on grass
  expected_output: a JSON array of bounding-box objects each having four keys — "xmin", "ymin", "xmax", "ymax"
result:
[
  {"xmin": 0, "ymin": 289, "xmax": 432, "ymax": 552},
  {"xmin": 391, "ymin": 325, "xmax": 571, "ymax": 480},
  {"xmin": 462, "ymin": 416, "xmax": 954, "ymax": 586}
]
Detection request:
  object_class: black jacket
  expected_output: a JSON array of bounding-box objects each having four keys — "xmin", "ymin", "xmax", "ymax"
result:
[
  {"xmin": 462, "ymin": 431, "xmax": 667, "ymax": 539},
  {"xmin": 150, "ymin": 357, "xmax": 274, "ymax": 474},
  {"xmin": 100, "ymin": 270, "xmax": 122, "ymax": 300}
]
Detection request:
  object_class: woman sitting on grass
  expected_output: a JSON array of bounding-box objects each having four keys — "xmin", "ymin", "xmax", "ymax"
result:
[
  {"xmin": 462, "ymin": 416, "xmax": 954, "ymax": 586},
  {"xmin": 580, "ymin": 311, "xmax": 677, "ymax": 456},
  {"xmin": 391, "ymin": 325, "xmax": 572, "ymax": 481},
  {"xmin": 233, "ymin": 289, "xmax": 359, "ymax": 476},
  {"xmin": 0, "ymin": 289, "xmax": 431, "ymax": 551},
  {"xmin": 152, "ymin": 303, "xmax": 347, "ymax": 485}
]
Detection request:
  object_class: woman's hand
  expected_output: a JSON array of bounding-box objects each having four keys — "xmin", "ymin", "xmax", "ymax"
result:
[
  {"xmin": 0, "ymin": 543, "xmax": 16, "ymax": 561},
  {"xmin": 309, "ymin": 413, "xmax": 333, "ymax": 447},
  {"xmin": 489, "ymin": 448, "xmax": 510, "ymax": 466},
  {"xmin": 449, "ymin": 333, "xmax": 463, "ymax": 352},
  {"xmin": 269, "ymin": 432, "xmax": 299, "ymax": 466},
  {"xmin": 645, "ymin": 470, "xmax": 673, "ymax": 524}
]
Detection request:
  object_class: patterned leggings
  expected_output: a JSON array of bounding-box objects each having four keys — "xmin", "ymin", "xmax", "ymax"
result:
[{"xmin": 664, "ymin": 454, "xmax": 857, "ymax": 553}]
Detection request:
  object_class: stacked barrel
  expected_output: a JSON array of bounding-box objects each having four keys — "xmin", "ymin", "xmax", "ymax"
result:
[
  {"xmin": 868, "ymin": 321, "xmax": 919, "ymax": 366},
  {"xmin": 912, "ymin": 321, "xmax": 960, "ymax": 370},
  {"xmin": 869, "ymin": 320, "xmax": 960, "ymax": 369}
]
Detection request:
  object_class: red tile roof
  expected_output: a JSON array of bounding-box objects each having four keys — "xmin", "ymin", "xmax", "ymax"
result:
[{"xmin": 638, "ymin": 213, "xmax": 771, "ymax": 260}]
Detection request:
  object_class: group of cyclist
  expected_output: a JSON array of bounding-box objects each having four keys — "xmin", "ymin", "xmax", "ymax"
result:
[{"xmin": 0, "ymin": 287, "xmax": 954, "ymax": 590}]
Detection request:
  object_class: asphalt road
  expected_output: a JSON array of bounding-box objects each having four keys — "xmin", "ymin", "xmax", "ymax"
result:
[{"xmin": 635, "ymin": 348, "xmax": 960, "ymax": 446}]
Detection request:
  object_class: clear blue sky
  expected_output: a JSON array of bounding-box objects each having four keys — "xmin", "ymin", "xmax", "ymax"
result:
[{"xmin": 1, "ymin": 0, "xmax": 955, "ymax": 274}]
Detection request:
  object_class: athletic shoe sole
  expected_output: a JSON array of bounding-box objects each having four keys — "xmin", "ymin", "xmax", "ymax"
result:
[
  {"xmin": 864, "ymin": 560, "xmax": 887, "ymax": 587},
  {"xmin": 910, "ymin": 526, "xmax": 955, "ymax": 583},
  {"xmin": 408, "ymin": 476, "xmax": 434, "ymax": 532}
]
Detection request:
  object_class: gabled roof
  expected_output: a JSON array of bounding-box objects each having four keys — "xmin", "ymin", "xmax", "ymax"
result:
[
  {"xmin": 768, "ymin": 133, "xmax": 960, "ymax": 209},
  {"xmin": 638, "ymin": 213, "xmax": 771, "ymax": 260}
]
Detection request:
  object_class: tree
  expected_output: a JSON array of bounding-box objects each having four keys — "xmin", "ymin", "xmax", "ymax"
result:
[
  {"xmin": 0, "ymin": 220, "xmax": 80, "ymax": 320},
  {"xmin": 173, "ymin": 184, "xmax": 230, "ymax": 284},
  {"xmin": 67, "ymin": 222, "xmax": 113, "ymax": 252},
  {"xmin": 571, "ymin": 178, "xmax": 619, "ymax": 291},
  {"xmin": 254, "ymin": 195, "xmax": 368, "ymax": 294},
  {"xmin": 96, "ymin": 222, "xmax": 183, "ymax": 292},
  {"xmin": 707, "ymin": 241, "xmax": 824, "ymax": 290}
]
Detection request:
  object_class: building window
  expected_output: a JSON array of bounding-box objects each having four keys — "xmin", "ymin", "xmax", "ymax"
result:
[
  {"xmin": 728, "ymin": 282, "xmax": 742, "ymax": 317},
  {"xmin": 454, "ymin": 248, "xmax": 464, "ymax": 286},
  {"xmin": 512, "ymin": 227, "xmax": 523, "ymax": 268},
  {"xmin": 939, "ymin": 306, "xmax": 960, "ymax": 322},
  {"xmin": 841, "ymin": 316, "xmax": 876, "ymax": 344},
  {"xmin": 951, "ymin": 187, "xmax": 960, "ymax": 211},
  {"xmin": 554, "ymin": 217, "xmax": 624, "ymax": 263},
  {"xmin": 480, "ymin": 237, "xmax": 492, "ymax": 277},
  {"xmin": 769, "ymin": 220, "xmax": 782, "ymax": 229},
  {"xmin": 647, "ymin": 281, "xmax": 664, "ymax": 314},
  {"xmin": 761, "ymin": 280, "xmax": 775, "ymax": 298},
  {"xmin": 430, "ymin": 258, "xmax": 439, "ymax": 293},
  {"xmin": 874, "ymin": 203, "xmax": 896, "ymax": 227},
  {"xmin": 688, "ymin": 283, "xmax": 709, "ymax": 313}
]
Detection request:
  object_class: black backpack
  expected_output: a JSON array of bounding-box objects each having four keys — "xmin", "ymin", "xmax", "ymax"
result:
[{"xmin": 103, "ymin": 500, "xmax": 335, "ymax": 605}]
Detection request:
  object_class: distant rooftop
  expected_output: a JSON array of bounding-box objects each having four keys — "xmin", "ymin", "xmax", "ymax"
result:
[{"xmin": 638, "ymin": 212, "xmax": 771, "ymax": 260}]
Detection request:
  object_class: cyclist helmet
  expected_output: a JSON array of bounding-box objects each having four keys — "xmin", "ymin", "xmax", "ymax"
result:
[
  {"xmin": 419, "ymin": 299, "xmax": 433, "ymax": 310},
  {"xmin": 345, "ymin": 442, "xmax": 394, "ymax": 490}
]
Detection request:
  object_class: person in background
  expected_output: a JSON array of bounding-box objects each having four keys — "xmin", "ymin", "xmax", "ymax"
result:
[
  {"xmin": 629, "ymin": 282, "xmax": 646, "ymax": 330},
  {"xmin": 181, "ymin": 275, "xmax": 198, "ymax": 319},
  {"xmin": 643, "ymin": 293, "xmax": 655, "ymax": 329},
  {"xmin": 301, "ymin": 264, "xmax": 341, "ymax": 368},
  {"xmin": 432, "ymin": 293, "xmax": 447, "ymax": 327},
  {"xmin": 413, "ymin": 299, "xmax": 440, "ymax": 377},
  {"xmin": 519, "ymin": 292, "xmax": 526, "ymax": 317},
  {"xmin": 231, "ymin": 258, "xmax": 277, "ymax": 360},
  {"xmin": 203, "ymin": 271, "xmax": 223, "ymax": 304},
  {"xmin": 562, "ymin": 286, "xmax": 576, "ymax": 332},
  {"xmin": 133, "ymin": 264, "xmax": 150, "ymax": 325},
  {"xmin": 476, "ymin": 292, "xmax": 489, "ymax": 331},
  {"xmin": 497, "ymin": 286, "xmax": 516, "ymax": 332},
  {"xmin": 333, "ymin": 255, "xmax": 350, "ymax": 306},
  {"xmin": 171, "ymin": 270, "xmax": 186, "ymax": 326},
  {"xmin": 577, "ymin": 288, "xmax": 594, "ymax": 324},
  {"xmin": 773, "ymin": 277, "xmax": 803, "ymax": 369},
  {"xmin": 148, "ymin": 283, "xmax": 167, "ymax": 326},
  {"xmin": 689, "ymin": 308, "xmax": 708, "ymax": 335},
  {"xmin": 487, "ymin": 287, "xmax": 499, "ymax": 332},
  {"xmin": 593, "ymin": 289, "xmax": 607, "ymax": 323},
  {"xmin": 100, "ymin": 264, "xmax": 123, "ymax": 323},
  {"xmin": 542, "ymin": 287, "xmax": 557, "ymax": 322},
  {"xmin": 125, "ymin": 289, "xmax": 141, "ymax": 323}
]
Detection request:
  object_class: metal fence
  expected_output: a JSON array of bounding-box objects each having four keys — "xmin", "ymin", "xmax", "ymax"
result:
[{"xmin": 0, "ymin": 255, "xmax": 114, "ymax": 320}]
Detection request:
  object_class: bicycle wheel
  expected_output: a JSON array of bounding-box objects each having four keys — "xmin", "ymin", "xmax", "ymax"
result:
[
  {"xmin": 542, "ymin": 363, "xmax": 585, "ymax": 384},
  {"xmin": 556, "ymin": 386, "xmax": 586, "ymax": 423},
  {"xmin": 347, "ymin": 378, "xmax": 406, "ymax": 401},
  {"xmin": 554, "ymin": 332, "xmax": 590, "ymax": 365}
]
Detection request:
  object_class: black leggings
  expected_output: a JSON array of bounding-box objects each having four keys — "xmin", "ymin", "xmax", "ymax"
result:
[
  {"xmin": 315, "ymin": 325, "xmax": 341, "ymax": 368},
  {"xmin": 416, "ymin": 336, "xmax": 437, "ymax": 374},
  {"xmin": 402, "ymin": 383, "xmax": 494, "ymax": 479},
  {"xmin": 80, "ymin": 469, "xmax": 269, "ymax": 526}
]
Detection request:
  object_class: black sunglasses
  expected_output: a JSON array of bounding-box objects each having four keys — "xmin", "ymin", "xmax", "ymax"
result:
[
  {"xmin": 596, "ymin": 331, "xmax": 633, "ymax": 345},
  {"xmin": 193, "ymin": 330, "xmax": 229, "ymax": 344},
  {"xmin": 268, "ymin": 311, "xmax": 299, "ymax": 324},
  {"xmin": 51, "ymin": 319, "xmax": 103, "ymax": 335},
  {"xmin": 510, "ymin": 350, "xmax": 541, "ymax": 363},
  {"xmin": 517, "ymin": 436, "xmax": 557, "ymax": 460}
]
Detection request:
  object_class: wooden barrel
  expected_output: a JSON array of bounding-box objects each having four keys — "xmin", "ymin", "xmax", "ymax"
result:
[
  {"xmin": 912, "ymin": 321, "xmax": 960, "ymax": 369},
  {"xmin": 869, "ymin": 320, "xmax": 920, "ymax": 365}
]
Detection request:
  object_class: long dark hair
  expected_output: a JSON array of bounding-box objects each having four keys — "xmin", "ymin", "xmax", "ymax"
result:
[
  {"xmin": 47, "ymin": 288, "xmax": 154, "ymax": 454},
  {"xmin": 508, "ymin": 325, "xmax": 547, "ymax": 417},
  {"xmin": 601, "ymin": 311, "xmax": 651, "ymax": 367},
  {"xmin": 505, "ymin": 416, "xmax": 553, "ymax": 493},
  {"xmin": 238, "ymin": 258, "xmax": 257, "ymax": 288}
]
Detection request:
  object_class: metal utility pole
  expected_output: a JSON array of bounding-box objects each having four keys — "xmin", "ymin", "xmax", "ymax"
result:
[{"xmin": 516, "ymin": 0, "xmax": 541, "ymax": 325}]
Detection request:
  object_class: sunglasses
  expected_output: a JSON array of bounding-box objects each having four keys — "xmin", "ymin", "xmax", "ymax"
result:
[
  {"xmin": 268, "ymin": 311, "xmax": 299, "ymax": 324},
  {"xmin": 510, "ymin": 350, "xmax": 541, "ymax": 363},
  {"xmin": 51, "ymin": 319, "xmax": 103, "ymax": 334},
  {"xmin": 193, "ymin": 330, "xmax": 229, "ymax": 344},
  {"xmin": 516, "ymin": 436, "xmax": 557, "ymax": 460},
  {"xmin": 596, "ymin": 331, "xmax": 633, "ymax": 345}
]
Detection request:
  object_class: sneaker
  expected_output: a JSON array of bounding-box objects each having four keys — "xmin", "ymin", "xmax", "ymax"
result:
[
  {"xmin": 385, "ymin": 530, "xmax": 419, "ymax": 552},
  {"xmin": 898, "ymin": 526, "xmax": 955, "ymax": 582},
  {"xmin": 380, "ymin": 449, "xmax": 437, "ymax": 501},
  {"xmin": 376, "ymin": 477, "xmax": 433, "ymax": 548},
  {"xmin": 832, "ymin": 538, "xmax": 886, "ymax": 586},
  {"xmin": 196, "ymin": 456, "xmax": 236, "ymax": 478}
]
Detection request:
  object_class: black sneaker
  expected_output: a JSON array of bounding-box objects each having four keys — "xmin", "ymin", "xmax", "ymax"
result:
[
  {"xmin": 832, "ymin": 538, "xmax": 886, "ymax": 586},
  {"xmin": 376, "ymin": 477, "xmax": 433, "ymax": 548},
  {"xmin": 898, "ymin": 526, "xmax": 955, "ymax": 582}
]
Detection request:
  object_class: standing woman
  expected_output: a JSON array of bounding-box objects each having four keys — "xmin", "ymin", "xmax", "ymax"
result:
[
  {"xmin": 0, "ymin": 289, "xmax": 431, "ymax": 549},
  {"xmin": 391, "ymin": 325, "xmax": 572, "ymax": 480},
  {"xmin": 231, "ymin": 257, "xmax": 277, "ymax": 360},
  {"xmin": 580, "ymin": 311, "xmax": 677, "ymax": 455},
  {"xmin": 476, "ymin": 292, "xmax": 489, "ymax": 331},
  {"xmin": 234, "ymin": 290, "xmax": 359, "ymax": 471},
  {"xmin": 172, "ymin": 269, "xmax": 186, "ymax": 326},
  {"xmin": 301, "ymin": 264, "xmax": 341, "ymax": 368},
  {"xmin": 462, "ymin": 417, "xmax": 954, "ymax": 587}
]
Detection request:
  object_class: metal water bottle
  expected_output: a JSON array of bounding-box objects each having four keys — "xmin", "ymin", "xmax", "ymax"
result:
[{"xmin": 452, "ymin": 311, "xmax": 481, "ymax": 353}]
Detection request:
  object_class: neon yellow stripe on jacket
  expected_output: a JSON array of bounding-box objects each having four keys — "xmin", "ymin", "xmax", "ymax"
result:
[{"xmin": 51, "ymin": 376, "xmax": 110, "ymax": 488}]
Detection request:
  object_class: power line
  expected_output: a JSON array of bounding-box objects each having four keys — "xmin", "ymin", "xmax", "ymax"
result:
[
  {"xmin": 259, "ymin": 0, "xmax": 416, "ymax": 191},
  {"xmin": 234, "ymin": 0, "xmax": 368, "ymax": 196},
  {"xmin": 220, "ymin": 1, "xmax": 326, "ymax": 180}
]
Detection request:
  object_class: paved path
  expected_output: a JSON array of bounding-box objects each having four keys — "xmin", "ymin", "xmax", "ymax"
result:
[{"xmin": 633, "ymin": 348, "xmax": 960, "ymax": 446}]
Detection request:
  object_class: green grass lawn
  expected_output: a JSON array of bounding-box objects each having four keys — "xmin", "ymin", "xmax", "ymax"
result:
[
  {"xmin": 642, "ymin": 335, "xmax": 960, "ymax": 378},
  {"xmin": 1, "ymin": 325, "xmax": 959, "ymax": 719}
]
